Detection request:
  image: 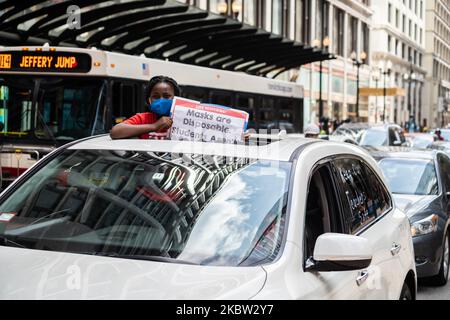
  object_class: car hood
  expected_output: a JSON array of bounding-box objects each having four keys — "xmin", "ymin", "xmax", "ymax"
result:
[
  {"xmin": 393, "ymin": 194, "xmax": 439, "ymax": 217},
  {"xmin": 0, "ymin": 247, "xmax": 267, "ymax": 300}
]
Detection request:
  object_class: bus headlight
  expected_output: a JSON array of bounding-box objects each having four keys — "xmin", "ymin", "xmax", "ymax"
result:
[{"xmin": 411, "ymin": 214, "xmax": 438, "ymax": 237}]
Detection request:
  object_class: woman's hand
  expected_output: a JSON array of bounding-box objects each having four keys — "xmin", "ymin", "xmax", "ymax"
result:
[{"xmin": 154, "ymin": 116, "xmax": 173, "ymax": 131}]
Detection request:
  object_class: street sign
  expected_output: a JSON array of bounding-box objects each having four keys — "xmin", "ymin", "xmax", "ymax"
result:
[
  {"xmin": 170, "ymin": 97, "xmax": 249, "ymax": 144},
  {"xmin": 0, "ymin": 51, "xmax": 92, "ymax": 73},
  {"xmin": 359, "ymin": 87, "xmax": 406, "ymax": 97}
]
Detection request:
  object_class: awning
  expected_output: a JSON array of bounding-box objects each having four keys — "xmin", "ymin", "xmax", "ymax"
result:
[
  {"xmin": 360, "ymin": 87, "xmax": 406, "ymax": 97},
  {"xmin": 0, "ymin": 0, "xmax": 334, "ymax": 77}
]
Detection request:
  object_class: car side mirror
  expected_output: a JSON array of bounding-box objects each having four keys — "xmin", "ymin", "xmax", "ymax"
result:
[
  {"xmin": 305, "ymin": 233, "xmax": 373, "ymax": 272},
  {"xmin": 446, "ymin": 191, "xmax": 450, "ymax": 198}
]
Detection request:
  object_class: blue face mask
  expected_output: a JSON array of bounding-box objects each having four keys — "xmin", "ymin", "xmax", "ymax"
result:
[{"xmin": 149, "ymin": 99, "xmax": 173, "ymax": 117}]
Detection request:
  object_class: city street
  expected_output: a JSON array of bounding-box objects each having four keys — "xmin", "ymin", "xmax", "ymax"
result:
[
  {"xmin": 418, "ymin": 282, "xmax": 450, "ymax": 300},
  {"xmin": 0, "ymin": 0, "xmax": 449, "ymax": 301}
]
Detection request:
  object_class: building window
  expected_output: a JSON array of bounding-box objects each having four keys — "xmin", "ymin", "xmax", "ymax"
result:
[
  {"xmin": 347, "ymin": 16, "xmax": 358, "ymax": 57},
  {"xmin": 388, "ymin": 3, "xmax": 392, "ymax": 23},
  {"xmin": 315, "ymin": 0, "xmax": 329, "ymax": 42},
  {"xmin": 243, "ymin": 0, "xmax": 257, "ymax": 25},
  {"xmin": 396, "ymin": 9, "xmax": 399, "ymax": 28},
  {"xmin": 333, "ymin": 7, "xmax": 345, "ymax": 56},
  {"xmin": 295, "ymin": 0, "xmax": 311, "ymax": 44},
  {"xmin": 362, "ymin": 22, "xmax": 370, "ymax": 61},
  {"xmin": 402, "ymin": 14, "xmax": 406, "ymax": 32},
  {"xmin": 420, "ymin": 0, "xmax": 423, "ymax": 19},
  {"xmin": 409, "ymin": 19, "xmax": 412, "ymax": 37},
  {"xmin": 272, "ymin": 0, "xmax": 289, "ymax": 36}
]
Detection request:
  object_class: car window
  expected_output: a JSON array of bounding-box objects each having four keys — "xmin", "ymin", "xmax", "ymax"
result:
[
  {"xmin": 359, "ymin": 129, "xmax": 387, "ymax": 146},
  {"xmin": 397, "ymin": 129, "xmax": 406, "ymax": 144},
  {"xmin": 378, "ymin": 158, "xmax": 439, "ymax": 196},
  {"xmin": 438, "ymin": 154, "xmax": 450, "ymax": 193},
  {"xmin": 332, "ymin": 158, "xmax": 387, "ymax": 235},
  {"xmin": 388, "ymin": 128, "xmax": 397, "ymax": 145},
  {"xmin": 0, "ymin": 149, "xmax": 292, "ymax": 267},
  {"xmin": 304, "ymin": 164, "xmax": 343, "ymax": 259}
]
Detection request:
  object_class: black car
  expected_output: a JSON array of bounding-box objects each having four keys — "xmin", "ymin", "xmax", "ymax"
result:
[{"xmin": 369, "ymin": 148, "xmax": 450, "ymax": 285}]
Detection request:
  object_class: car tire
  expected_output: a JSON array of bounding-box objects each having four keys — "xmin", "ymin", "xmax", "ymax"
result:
[
  {"xmin": 429, "ymin": 232, "xmax": 450, "ymax": 286},
  {"xmin": 399, "ymin": 282, "xmax": 413, "ymax": 300}
]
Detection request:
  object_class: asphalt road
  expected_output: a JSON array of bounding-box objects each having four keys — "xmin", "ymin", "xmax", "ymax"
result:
[{"xmin": 417, "ymin": 280, "xmax": 450, "ymax": 300}]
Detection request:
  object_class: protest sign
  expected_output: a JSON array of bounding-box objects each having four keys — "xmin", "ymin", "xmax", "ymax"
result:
[{"xmin": 169, "ymin": 97, "xmax": 249, "ymax": 144}]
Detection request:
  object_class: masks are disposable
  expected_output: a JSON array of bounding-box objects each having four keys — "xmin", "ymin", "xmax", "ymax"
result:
[{"xmin": 149, "ymin": 99, "xmax": 173, "ymax": 117}]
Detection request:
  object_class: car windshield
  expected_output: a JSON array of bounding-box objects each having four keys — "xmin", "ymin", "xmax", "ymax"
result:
[
  {"xmin": 378, "ymin": 158, "xmax": 438, "ymax": 195},
  {"xmin": 440, "ymin": 130, "xmax": 450, "ymax": 141},
  {"xmin": 0, "ymin": 149, "xmax": 291, "ymax": 267},
  {"xmin": 358, "ymin": 129, "xmax": 387, "ymax": 146},
  {"xmin": 411, "ymin": 136, "xmax": 433, "ymax": 148},
  {"xmin": 0, "ymin": 76, "xmax": 107, "ymax": 143}
]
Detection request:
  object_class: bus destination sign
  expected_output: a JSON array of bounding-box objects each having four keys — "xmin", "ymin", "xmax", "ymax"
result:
[{"xmin": 0, "ymin": 51, "xmax": 92, "ymax": 73}]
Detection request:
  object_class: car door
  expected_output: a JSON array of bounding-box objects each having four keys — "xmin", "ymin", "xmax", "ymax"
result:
[
  {"xmin": 301, "ymin": 162, "xmax": 369, "ymax": 299},
  {"xmin": 331, "ymin": 157, "xmax": 407, "ymax": 299}
]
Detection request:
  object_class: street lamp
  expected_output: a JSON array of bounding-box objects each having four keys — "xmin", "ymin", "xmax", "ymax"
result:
[
  {"xmin": 217, "ymin": 1, "xmax": 228, "ymax": 15},
  {"xmin": 372, "ymin": 69, "xmax": 381, "ymax": 123},
  {"xmin": 350, "ymin": 50, "xmax": 367, "ymax": 121},
  {"xmin": 403, "ymin": 57, "xmax": 417, "ymax": 131},
  {"xmin": 380, "ymin": 60, "xmax": 393, "ymax": 123},
  {"xmin": 231, "ymin": 1, "xmax": 242, "ymax": 19},
  {"xmin": 217, "ymin": 1, "xmax": 241, "ymax": 19},
  {"xmin": 313, "ymin": 36, "xmax": 331, "ymax": 123}
]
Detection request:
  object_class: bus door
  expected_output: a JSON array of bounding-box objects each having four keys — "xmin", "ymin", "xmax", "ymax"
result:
[
  {"xmin": 0, "ymin": 77, "xmax": 34, "ymax": 139},
  {"xmin": 111, "ymin": 80, "xmax": 146, "ymax": 126}
]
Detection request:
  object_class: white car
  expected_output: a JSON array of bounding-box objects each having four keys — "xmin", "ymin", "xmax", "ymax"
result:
[{"xmin": 0, "ymin": 135, "xmax": 416, "ymax": 299}]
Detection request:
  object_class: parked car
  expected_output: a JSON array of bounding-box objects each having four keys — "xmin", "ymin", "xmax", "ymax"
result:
[
  {"xmin": 0, "ymin": 135, "xmax": 416, "ymax": 299},
  {"xmin": 369, "ymin": 148, "xmax": 450, "ymax": 285},
  {"xmin": 406, "ymin": 133, "xmax": 436, "ymax": 149},
  {"xmin": 430, "ymin": 129, "xmax": 450, "ymax": 142},
  {"xmin": 428, "ymin": 141, "xmax": 450, "ymax": 157},
  {"xmin": 286, "ymin": 133, "xmax": 359, "ymax": 145},
  {"xmin": 357, "ymin": 124, "xmax": 407, "ymax": 147},
  {"xmin": 332, "ymin": 122, "xmax": 371, "ymax": 141}
]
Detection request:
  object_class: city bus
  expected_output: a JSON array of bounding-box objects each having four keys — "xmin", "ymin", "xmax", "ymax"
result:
[{"xmin": 0, "ymin": 45, "xmax": 304, "ymax": 186}]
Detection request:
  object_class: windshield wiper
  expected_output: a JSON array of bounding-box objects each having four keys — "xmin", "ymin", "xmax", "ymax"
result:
[
  {"xmin": 0, "ymin": 235, "xmax": 27, "ymax": 249},
  {"xmin": 81, "ymin": 252, "xmax": 199, "ymax": 265}
]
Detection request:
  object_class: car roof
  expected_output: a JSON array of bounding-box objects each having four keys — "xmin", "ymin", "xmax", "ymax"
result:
[
  {"xmin": 431, "ymin": 141, "xmax": 450, "ymax": 146},
  {"xmin": 67, "ymin": 135, "xmax": 323, "ymax": 162},
  {"xmin": 366, "ymin": 146, "xmax": 439, "ymax": 161},
  {"xmin": 365, "ymin": 123, "xmax": 401, "ymax": 131},
  {"xmin": 406, "ymin": 133, "xmax": 433, "ymax": 138}
]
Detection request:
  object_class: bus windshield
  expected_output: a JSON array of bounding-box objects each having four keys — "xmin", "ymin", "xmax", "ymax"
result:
[{"xmin": 0, "ymin": 76, "xmax": 107, "ymax": 143}]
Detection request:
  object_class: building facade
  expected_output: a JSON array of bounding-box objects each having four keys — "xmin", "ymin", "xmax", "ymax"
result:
[
  {"xmin": 178, "ymin": 0, "xmax": 373, "ymax": 129},
  {"xmin": 423, "ymin": 0, "xmax": 450, "ymax": 128},
  {"xmin": 298, "ymin": 0, "xmax": 373, "ymax": 126},
  {"xmin": 369, "ymin": 0, "xmax": 426, "ymax": 128}
]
